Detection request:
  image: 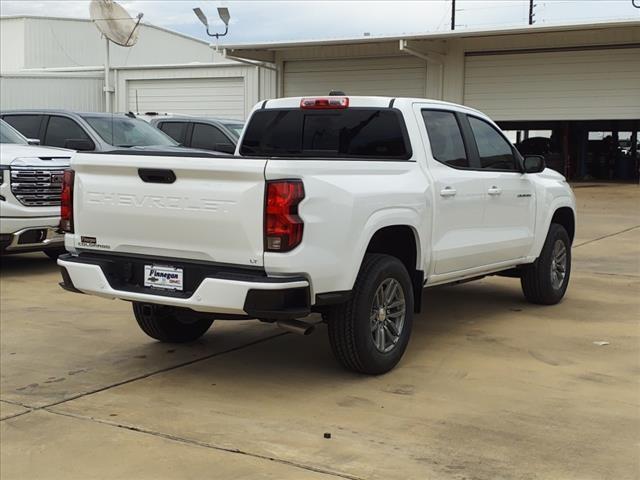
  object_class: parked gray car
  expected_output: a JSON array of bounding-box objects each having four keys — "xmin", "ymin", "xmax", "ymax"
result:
[
  {"xmin": 148, "ymin": 115, "xmax": 244, "ymax": 154},
  {"xmin": 1, "ymin": 110, "xmax": 190, "ymax": 152}
]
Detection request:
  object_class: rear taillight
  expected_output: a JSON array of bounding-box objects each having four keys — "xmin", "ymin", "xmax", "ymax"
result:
[
  {"xmin": 300, "ymin": 97, "xmax": 349, "ymax": 109},
  {"xmin": 265, "ymin": 180, "xmax": 304, "ymax": 252},
  {"xmin": 59, "ymin": 169, "xmax": 74, "ymax": 233}
]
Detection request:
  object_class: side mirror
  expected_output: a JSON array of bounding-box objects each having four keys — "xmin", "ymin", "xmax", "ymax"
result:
[
  {"xmin": 64, "ymin": 139, "xmax": 94, "ymax": 151},
  {"xmin": 214, "ymin": 143, "xmax": 236, "ymax": 154},
  {"xmin": 523, "ymin": 155, "xmax": 545, "ymax": 174},
  {"xmin": 27, "ymin": 138, "xmax": 40, "ymax": 146}
]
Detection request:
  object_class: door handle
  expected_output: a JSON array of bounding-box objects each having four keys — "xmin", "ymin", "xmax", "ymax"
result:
[
  {"xmin": 488, "ymin": 186, "xmax": 502, "ymax": 196},
  {"xmin": 440, "ymin": 187, "xmax": 457, "ymax": 197}
]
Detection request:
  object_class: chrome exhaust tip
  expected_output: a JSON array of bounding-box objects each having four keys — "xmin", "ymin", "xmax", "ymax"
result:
[{"xmin": 276, "ymin": 319, "xmax": 315, "ymax": 336}]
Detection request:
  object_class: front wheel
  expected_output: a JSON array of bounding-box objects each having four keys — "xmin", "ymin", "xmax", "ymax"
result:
[
  {"xmin": 326, "ymin": 254, "xmax": 414, "ymax": 375},
  {"xmin": 132, "ymin": 302, "xmax": 214, "ymax": 343},
  {"xmin": 521, "ymin": 223, "xmax": 571, "ymax": 305}
]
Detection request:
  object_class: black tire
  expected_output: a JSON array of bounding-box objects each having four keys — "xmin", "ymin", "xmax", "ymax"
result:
[
  {"xmin": 132, "ymin": 302, "xmax": 214, "ymax": 343},
  {"xmin": 44, "ymin": 247, "xmax": 66, "ymax": 260},
  {"xmin": 521, "ymin": 223, "xmax": 571, "ymax": 305},
  {"xmin": 326, "ymin": 254, "xmax": 414, "ymax": 375}
]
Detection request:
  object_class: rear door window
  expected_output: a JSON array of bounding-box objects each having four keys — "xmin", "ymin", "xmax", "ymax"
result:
[
  {"xmin": 240, "ymin": 108, "xmax": 411, "ymax": 159},
  {"xmin": 157, "ymin": 121, "xmax": 188, "ymax": 145},
  {"xmin": 44, "ymin": 116, "xmax": 92, "ymax": 149},
  {"xmin": 3, "ymin": 115, "xmax": 44, "ymax": 139},
  {"xmin": 422, "ymin": 110, "xmax": 469, "ymax": 168},
  {"xmin": 190, "ymin": 123, "xmax": 230, "ymax": 150},
  {"xmin": 468, "ymin": 116, "xmax": 518, "ymax": 171}
]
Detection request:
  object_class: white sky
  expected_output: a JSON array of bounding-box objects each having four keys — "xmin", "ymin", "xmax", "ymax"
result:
[{"xmin": 1, "ymin": 0, "xmax": 638, "ymax": 44}]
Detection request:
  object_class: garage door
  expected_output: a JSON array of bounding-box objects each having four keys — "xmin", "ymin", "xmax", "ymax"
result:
[
  {"xmin": 284, "ymin": 57, "xmax": 427, "ymax": 97},
  {"xmin": 464, "ymin": 47, "xmax": 640, "ymax": 121},
  {"xmin": 127, "ymin": 77, "xmax": 245, "ymax": 119}
]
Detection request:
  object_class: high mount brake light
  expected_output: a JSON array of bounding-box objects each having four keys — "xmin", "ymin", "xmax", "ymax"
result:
[
  {"xmin": 300, "ymin": 97, "xmax": 349, "ymax": 109},
  {"xmin": 265, "ymin": 180, "xmax": 304, "ymax": 252},
  {"xmin": 59, "ymin": 169, "xmax": 74, "ymax": 233}
]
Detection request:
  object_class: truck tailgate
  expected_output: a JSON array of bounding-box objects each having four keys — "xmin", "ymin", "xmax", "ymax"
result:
[{"xmin": 71, "ymin": 153, "xmax": 267, "ymax": 266}]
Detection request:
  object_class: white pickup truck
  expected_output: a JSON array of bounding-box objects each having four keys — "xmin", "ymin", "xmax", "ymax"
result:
[{"xmin": 58, "ymin": 96, "xmax": 576, "ymax": 374}]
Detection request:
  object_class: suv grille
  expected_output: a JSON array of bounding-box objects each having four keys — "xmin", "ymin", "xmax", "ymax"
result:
[{"xmin": 10, "ymin": 168, "xmax": 66, "ymax": 207}]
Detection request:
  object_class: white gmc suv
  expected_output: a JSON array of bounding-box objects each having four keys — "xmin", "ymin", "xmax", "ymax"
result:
[
  {"xmin": 58, "ymin": 96, "xmax": 576, "ymax": 374},
  {"xmin": 1, "ymin": 119, "xmax": 71, "ymax": 257}
]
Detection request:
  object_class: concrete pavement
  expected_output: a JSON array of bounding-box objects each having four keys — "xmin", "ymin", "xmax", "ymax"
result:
[{"xmin": 1, "ymin": 184, "xmax": 639, "ymax": 480}]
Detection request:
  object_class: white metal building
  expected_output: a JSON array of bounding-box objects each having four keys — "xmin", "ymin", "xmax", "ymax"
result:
[
  {"xmin": 1, "ymin": 16, "xmax": 638, "ymax": 180},
  {"xmin": 225, "ymin": 19, "xmax": 639, "ymax": 121},
  {"xmin": 0, "ymin": 15, "xmax": 274, "ymax": 117},
  {"xmin": 224, "ymin": 19, "xmax": 640, "ymax": 181}
]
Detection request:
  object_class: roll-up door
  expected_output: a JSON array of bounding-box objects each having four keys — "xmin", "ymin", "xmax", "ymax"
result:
[
  {"xmin": 127, "ymin": 77, "xmax": 245, "ymax": 119},
  {"xmin": 284, "ymin": 57, "xmax": 427, "ymax": 97},
  {"xmin": 464, "ymin": 47, "xmax": 640, "ymax": 121}
]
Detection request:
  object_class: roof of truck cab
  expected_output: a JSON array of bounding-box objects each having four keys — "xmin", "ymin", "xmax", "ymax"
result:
[{"xmin": 261, "ymin": 96, "xmax": 485, "ymax": 115}]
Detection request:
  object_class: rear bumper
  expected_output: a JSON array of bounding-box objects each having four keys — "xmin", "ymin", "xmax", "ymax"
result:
[{"xmin": 57, "ymin": 253, "xmax": 310, "ymax": 318}]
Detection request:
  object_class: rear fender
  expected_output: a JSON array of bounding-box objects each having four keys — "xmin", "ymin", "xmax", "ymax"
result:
[{"xmin": 346, "ymin": 208, "xmax": 425, "ymax": 291}]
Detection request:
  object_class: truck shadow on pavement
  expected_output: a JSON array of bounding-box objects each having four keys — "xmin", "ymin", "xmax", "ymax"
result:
[
  {"xmin": 152, "ymin": 278, "xmax": 535, "ymax": 383},
  {"xmin": 0, "ymin": 252, "xmax": 59, "ymax": 278}
]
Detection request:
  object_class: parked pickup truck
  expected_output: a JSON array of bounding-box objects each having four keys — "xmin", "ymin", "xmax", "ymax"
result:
[
  {"xmin": 58, "ymin": 96, "xmax": 576, "ymax": 374},
  {"xmin": 1, "ymin": 119, "xmax": 71, "ymax": 257}
]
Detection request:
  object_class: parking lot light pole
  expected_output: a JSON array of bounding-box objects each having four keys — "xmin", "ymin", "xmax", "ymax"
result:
[{"xmin": 193, "ymin": 7, "xmax": 230, "ymax": 39}]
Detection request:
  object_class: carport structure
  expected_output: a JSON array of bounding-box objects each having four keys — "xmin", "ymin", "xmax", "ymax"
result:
[{"xmin": 225, "ymin": 19, "xmax": 640, "ymax": 182}]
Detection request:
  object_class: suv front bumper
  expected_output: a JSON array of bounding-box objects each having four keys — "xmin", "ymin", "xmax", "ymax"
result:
[
  {"xmin": 58, "ymin": 253, "xmax": 311, "ymax": 319},
  {"xmin": 1, "ymin": 225, "xmax": 64, "ymax": 254}
]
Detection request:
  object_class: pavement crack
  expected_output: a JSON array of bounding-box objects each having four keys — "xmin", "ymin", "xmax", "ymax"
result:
[
  {"xmin": 574, "ymin": 225, "xmax": 639, "ymax": 248},
  {"xmin": 574, "ymin": 271, "xmax": 639, "ymax": 278},
  {"xmin": 9, "ymin": 332, "xmax": 288, "ymax": 413},
  {"xmin": 44, "ymin": 408, "xmax": 364, "ymax": 480},
  {"xmin": 0, "ymin": 409, "xmax": 34, "ymax": 421},
  {"xmin": 0, "ymin": 398, "xmax": 32, "ymax": 409}
]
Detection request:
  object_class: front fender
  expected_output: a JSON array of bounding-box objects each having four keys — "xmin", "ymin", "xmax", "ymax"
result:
[{"xmin": 529, "ymin": 195, "xmax": 576, "ymax": 259}]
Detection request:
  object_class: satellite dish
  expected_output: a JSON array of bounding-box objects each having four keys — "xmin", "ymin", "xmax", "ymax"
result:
[{"xmin": 89, "ymin": 0, "xmax": 143, "ymax": 47}]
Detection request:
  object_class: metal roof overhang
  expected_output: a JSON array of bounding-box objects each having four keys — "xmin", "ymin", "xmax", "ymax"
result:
[{"xmin": 223, "ymin": 19, "xmax": 640, "ymax": 63}]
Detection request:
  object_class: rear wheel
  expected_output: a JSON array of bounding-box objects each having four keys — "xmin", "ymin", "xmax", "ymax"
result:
[
  {"xmin": 132, "ymin": 302, "xmax": 214, "ymax": 343},
  {"xmin": 326, "ymin": 254, "xmax": 414, "ymax": 375},
  {"xmin": 521, "ymin": 223, "xmax": 571, "ymax": 305}
]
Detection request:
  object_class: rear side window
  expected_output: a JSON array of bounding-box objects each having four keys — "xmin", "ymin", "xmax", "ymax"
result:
[
  {"xmin": 3, "ymin": 115, "xmax": 43, "ymax": 139},
  {"xmin": 240, "ymin": 109, "xmax": 411, "ymax": 159},
  {"xmin": 158, "ymin": 121, "xmax": 188, "ymax": 144},
  {"xmin": 190, "ymin": 123, "xmax": 229, "ymax": 150},
  {"xmin": 422, "ymin": 110, "xmax": 469, "ymax": 168},
  {"xmin": 44, "ymin": 116, "xmax": 91, "ymax": 149},
  {"xmin": 468, "ymin": 116, "xmax": 518, "ymax": 171}
]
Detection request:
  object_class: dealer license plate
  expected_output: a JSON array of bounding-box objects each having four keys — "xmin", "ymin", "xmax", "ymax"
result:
[{"xmin": 143, "ymin": 265, "xmax": 184, "ymax": 291}]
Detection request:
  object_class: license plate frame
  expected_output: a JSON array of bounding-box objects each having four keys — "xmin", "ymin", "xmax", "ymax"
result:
[{"xmin": 143, "ymin": 265, "xmax": 184, "ymax": 291}]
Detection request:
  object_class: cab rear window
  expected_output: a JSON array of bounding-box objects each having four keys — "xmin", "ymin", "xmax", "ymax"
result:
[{"xmin": 240, "ymin": 108, "xmax": 411, "ymax": 160}]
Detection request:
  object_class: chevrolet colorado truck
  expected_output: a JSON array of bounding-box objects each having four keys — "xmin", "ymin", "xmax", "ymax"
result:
[
  {"xmin": 58, "ymin": 96, "xmax": 576, "ymax": 374},
  {"xmin": 1, "ymin": 119, "xmax": 71, "ymax": 257}
]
